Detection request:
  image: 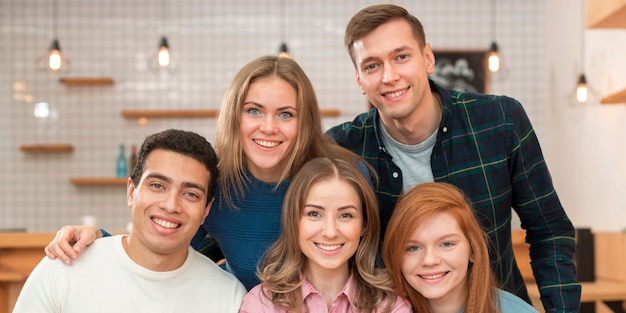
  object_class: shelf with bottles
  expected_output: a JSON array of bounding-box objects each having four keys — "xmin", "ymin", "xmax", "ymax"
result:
[
  {"xmin": 120, "ymin": 108, "xmax": 341, "ymax": 119},
  {"xmin": 69, "ymin": 144, "xmax": 137, "ymax": 187},
  {"xmin": 19, "ymin": 144, "xmax": 74, "ymax": 153}
]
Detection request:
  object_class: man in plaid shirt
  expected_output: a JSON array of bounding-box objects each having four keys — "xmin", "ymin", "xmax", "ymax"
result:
[{"xmin": 327, "ymin": 4, "xmax": 580, "ymax": 312}]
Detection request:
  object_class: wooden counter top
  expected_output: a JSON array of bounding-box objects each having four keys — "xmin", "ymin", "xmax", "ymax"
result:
[{"xmin": 0, "ymin": 232, "xmax": 55, "ymax": 313}]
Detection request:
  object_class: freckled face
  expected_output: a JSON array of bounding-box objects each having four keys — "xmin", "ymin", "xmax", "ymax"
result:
[
  {"xmin": 401, "ymin": 211, "xmax": 471, "ymax": 309},
  {"xmin": 352, "ymin": 19, "xmax": 435, "ymax": 124},
  {"xmin": 298, "ymin": 178, "xmax": 364, "ymax": 277},
  {"xmin": 240, "ymin": 76, "xmax": 298, "ymax": 182}
]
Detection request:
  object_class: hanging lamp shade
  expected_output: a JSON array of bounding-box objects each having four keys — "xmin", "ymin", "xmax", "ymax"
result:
[
  {"xmin": 151, "ymin": 36, "xmax": 177, "ymax": 70},
  {"xmin": 568, "ymin": 1, "xmax": 596, "ymax": 105},
  {"xmin": 576, "ymin": 74, "xmax": 588, "ymax": 103},
  {"xmin": 157, "ymin": 37, "xmax": 170, "ymax": 67},
  {"xmin": 278, "ymin": 42, "xmax": 291, "ymax": 59},
  {"xmin": 37, "ymin": 38, "xmax": 70, "ymax": 72},
  {"xmin": 36, "ymin": 0, "xmax": 70, "ymax": 72}
]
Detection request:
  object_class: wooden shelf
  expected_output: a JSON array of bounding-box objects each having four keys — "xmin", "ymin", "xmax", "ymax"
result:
[
  {"xmin": 319, "ymin": 108, "xmax": 341, "ymax": 117},
  {"xmin": 600, "ymin": 88, "xmax": 626, "ymax": 104},
  {"xmin": 19, "ymin": 144, "xmax": 73, "ymax": 153},
  {"xmin": 121, "ymin": 109, "xmax": 218, "ymax": 118},
  {"xmin": 59, "ymin": 77, "xmax": 114, "ymax": 86},
  {"xmin": 69, "ymin": 177, "xmax": 127, "ymax": 186},
  {"xmin": 587, "ymin": 0, "xmax": 626, "ymax": 28},
  {"xmin": 121, "ymin": 108, "xmax": 341, "ymax": 119}
]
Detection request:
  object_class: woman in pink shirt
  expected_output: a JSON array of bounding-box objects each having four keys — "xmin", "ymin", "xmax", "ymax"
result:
[{"xmin": 239, "ymin": 157, "xmax": 412, "ymax": 313}]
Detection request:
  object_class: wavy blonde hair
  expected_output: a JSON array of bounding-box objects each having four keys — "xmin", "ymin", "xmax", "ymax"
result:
[
  {"xmin": 258, "ymin": 157, "xmax": 396, "ymax": 313},
  {"xmin": 383, "ymin": 182, "xmax": 498, "ymax": 313}
]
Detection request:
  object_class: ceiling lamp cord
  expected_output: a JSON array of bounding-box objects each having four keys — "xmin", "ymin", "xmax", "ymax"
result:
[
  {"xmin": 575, "ymin": 0, "xmax": 590, "ymax": 103},
  {"xmin": 488, "ymin": 0, "xmax": 500, "ymax": 72},
  {"xmin": 278, "ymin": 0, "xmax": 291, "ymax": 58},
  {"xmin": 39, "ymin": 0, "xmax": 70, "ymax": 72}
]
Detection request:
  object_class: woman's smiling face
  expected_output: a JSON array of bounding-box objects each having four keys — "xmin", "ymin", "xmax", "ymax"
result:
[
  {"xmin": 239, "ymin": 75, "xmax": 298, "ymax": 182},
  {"xmin": 401, "ymin": 211, "xmax": 472, "ymax": 309}
]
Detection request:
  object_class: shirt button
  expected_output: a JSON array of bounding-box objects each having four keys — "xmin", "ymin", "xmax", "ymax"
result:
[
  {"xmin": 442, "ymin": 126, "xmax": 448, "ymax": 133},
  {"xmin": 392, "ymin": 172, "xmax": 399, "ymax": 178}
]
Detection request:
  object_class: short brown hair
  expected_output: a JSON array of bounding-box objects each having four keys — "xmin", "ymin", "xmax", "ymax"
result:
[{"xmin": 344, "ymin": 4, "xmax": 426, "ymax": 67}]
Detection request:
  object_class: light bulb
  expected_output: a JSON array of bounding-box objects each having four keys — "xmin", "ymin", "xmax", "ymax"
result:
[
  {"xmin": 48, "ymin": 39, "xmax": 63, "ymax": 71},
  {"xmin": 488, "ymin": 52, "xmax": 499, "ymax": 72},
  {"xmin": 488, "ymin": 42, "xmax": 500, "ymax": 72},
  {"xmin": 49, "ymin": 49, "xmax": 62, "ymax": 71},
  {"xmin": 576, "ymin": 84, "xmax": 588, "ymax": 103},
  {"xmin": 157, "ymin": 37, "xmax": 170, "ymax": 67},
  {"xmin": 158, "ymin": 46, "xmax": 170, "ymax": 67}
]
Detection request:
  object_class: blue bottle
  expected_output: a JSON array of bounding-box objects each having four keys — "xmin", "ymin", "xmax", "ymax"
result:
[{"xmin": 117, "ymin": 144, "xmax": 127, "ymax": 178}]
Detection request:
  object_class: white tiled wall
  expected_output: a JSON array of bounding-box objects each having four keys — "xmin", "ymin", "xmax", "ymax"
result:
[{"xmin": 0, "ymin": 0, "xmax": 547, "ymax": 231}]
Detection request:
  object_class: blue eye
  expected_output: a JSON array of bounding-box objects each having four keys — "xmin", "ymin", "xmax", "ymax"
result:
[
  {"xmin": 278, "ymin": 111, "xmax": 294, "ymax": 119},
  {"xmin": 441, "ymin": 241, "xmax": 455, "ymax": 248},
  {"xmin": 247, "ymin": 108, "xmax": 261, "ymax": 116},
  {"xmin": 406, "ymin": 245, "xmax": 420, "ymax": 252}
]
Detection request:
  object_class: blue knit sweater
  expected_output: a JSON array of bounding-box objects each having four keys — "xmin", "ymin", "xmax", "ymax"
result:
[{"xmin": 191, "ymin": 174, "xmax": 290, "ymax": 290}]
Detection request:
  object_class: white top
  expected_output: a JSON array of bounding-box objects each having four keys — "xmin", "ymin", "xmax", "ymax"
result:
[{"xmin": 13, "ymin": 235, "xmax": 246, "ymax": 313}]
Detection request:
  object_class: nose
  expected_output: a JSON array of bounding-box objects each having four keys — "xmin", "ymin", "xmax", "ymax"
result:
[
  {"xmin": 382, "ymin": 64, "xmax": 399, "ymax": 84},
  {"xmin": 321, "ymin": 217, "xmax": 338, "ymax": 238},
  {"xmin": 160, "ymin": 191, "xmax": 182, "ymax": 214},
  {"xmin": 259, "ymin": 115, "xmax": 277, "ymax": 134},
  {"xmin": 422, "ymin": 247, "xmax": 440, "ymax": 265}
]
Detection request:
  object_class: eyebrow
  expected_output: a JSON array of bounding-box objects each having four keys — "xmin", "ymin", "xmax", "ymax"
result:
[
  {"xmin": 304, "ymin": 204, "xmax": 359, "ymax": 211},
  {"xmin": 243, "ymin": 101, "xmax": 297, "ymax": 112},
  {"xmin": 145, "ymin": 173, "xmax": 207, "ymax": 194}
]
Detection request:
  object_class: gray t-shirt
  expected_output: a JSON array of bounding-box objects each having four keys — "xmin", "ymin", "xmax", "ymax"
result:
[{"xmin": 379, "ymin": 124, "xmax": 437, "ymax": 193}]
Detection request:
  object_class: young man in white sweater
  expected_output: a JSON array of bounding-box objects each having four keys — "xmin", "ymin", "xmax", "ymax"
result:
[{"xmin": 13, "ymin": 129, "xmax": 246, "ymax": 313}]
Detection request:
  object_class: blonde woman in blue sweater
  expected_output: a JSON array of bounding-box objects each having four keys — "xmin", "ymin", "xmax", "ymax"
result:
[{"xmin": 43, "ymin": 56, "xmax": 365, "ymax": 291}]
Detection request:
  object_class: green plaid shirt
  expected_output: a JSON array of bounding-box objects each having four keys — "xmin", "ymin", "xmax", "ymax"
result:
[{"xmin": 327, "ymin": 80, "xmax": 581, "ymax": 312}]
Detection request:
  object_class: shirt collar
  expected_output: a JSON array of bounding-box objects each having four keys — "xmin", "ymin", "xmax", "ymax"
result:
[{"xmin": 301, "ymin": 272, "xmax": 356, "ymax": 305}]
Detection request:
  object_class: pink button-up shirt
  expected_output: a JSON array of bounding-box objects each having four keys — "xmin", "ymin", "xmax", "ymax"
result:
[{"xmin": 239, "ymin": 274, "xmax": 412, "ymax": 313}]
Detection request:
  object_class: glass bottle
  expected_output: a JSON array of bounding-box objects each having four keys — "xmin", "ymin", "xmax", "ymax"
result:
[
  {"xmin": 128, "ymin": 145, "xmax": 137, "ymax": 176},
  {"xmin": 116, "ymin": 144, "xmax": 127, "ymax": 178}
]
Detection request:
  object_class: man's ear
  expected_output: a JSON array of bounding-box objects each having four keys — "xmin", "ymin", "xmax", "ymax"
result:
[
  {"xmin": 126, "ymin": 178, "xmax": 135, "ymax": 208},
  {"xmin": 423, "ymin": 43, "xmax": 436, "ymax": 74}
]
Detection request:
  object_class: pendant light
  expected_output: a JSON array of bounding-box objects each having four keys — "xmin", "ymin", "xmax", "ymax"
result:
[
  {"xmin": 488, "ymin": 0, "xmax": 500, "ymax": 72},
  {"xmin": 278, "ymin": 0, "xmax": 291, "ymax": 58},
  {"xmin": 151, "ymin": 0, "xmax": 176, "ymax": 70},
  {"xmin": 37, "ymin": 0, "xmax": 70, "ymax": 72},
  {"xmin": 570, "ymin": 0, "xmax": 595, "ymax": 104}
]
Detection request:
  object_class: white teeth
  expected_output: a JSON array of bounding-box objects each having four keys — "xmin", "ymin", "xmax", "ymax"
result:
[
  {"xmin": 385, "ymin": 90, "xmax": 405, "ymax": 98},
  {"xmin": 316, "ymin": 243, "xmax": 342, "ymax": 251},
  {"xmin": 254, "ymin": 139, "xmax": 279, "ymax": 148},
  {"xmin": 152, "ymin": 217, "xmax": 180, "ymax": 229},
  {"xmin": 420, "ymin": 272, "xmax": 446, "ymax": 280}
]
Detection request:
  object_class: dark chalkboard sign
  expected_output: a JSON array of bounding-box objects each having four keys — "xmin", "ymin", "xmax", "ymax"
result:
[{"xmin": 430, "ymin": 50, "xmax": 488, "ymax": 93}]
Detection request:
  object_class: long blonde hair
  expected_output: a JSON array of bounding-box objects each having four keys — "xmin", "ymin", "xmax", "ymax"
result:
[
  {"xmin": 215, "ymin": 56, "xmax": 354, "ymax": 204},
  {"xmin": 383, "ymin": 182, "xmax": 498, "ymax": 313},
  {"xmin": 258, "ymin": 157, "xmax": 396, "ymax": 313}
]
